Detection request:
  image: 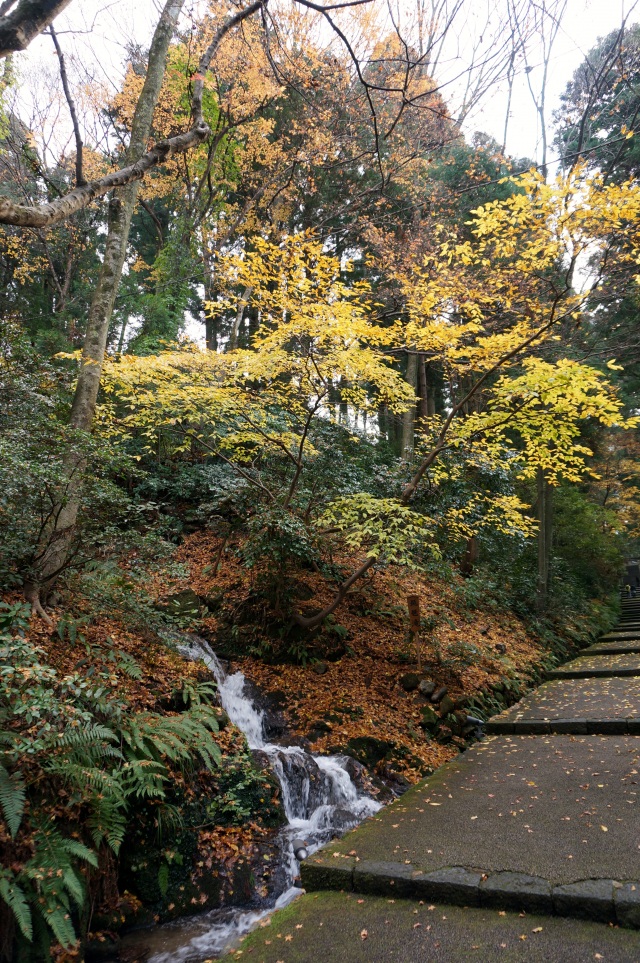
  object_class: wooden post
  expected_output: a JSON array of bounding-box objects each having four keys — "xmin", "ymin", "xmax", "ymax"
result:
[{"xmin": 407, "ymin": 594, "xmax": 421, "ymax": 672}]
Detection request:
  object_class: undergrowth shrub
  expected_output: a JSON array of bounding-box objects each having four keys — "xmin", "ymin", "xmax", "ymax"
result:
[{"xmin": 0, "ymin": 603, "xmax": 221, "ymax": 961}]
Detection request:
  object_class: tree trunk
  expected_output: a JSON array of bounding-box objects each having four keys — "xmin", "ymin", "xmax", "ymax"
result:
[
  {"xmin": 417, "ymin": 353, "xmax": 428, "ymax": 423},
  {"xmin": 401, "ymin": 351, "xmax": 418, "ymax": 459},
  {"xmin": 535, "ymin": 467, "xmax": 553, "ymax": 615},
  {"xmin": 33, "ymin": 0, "xmax": 185, "ymax": 605}
]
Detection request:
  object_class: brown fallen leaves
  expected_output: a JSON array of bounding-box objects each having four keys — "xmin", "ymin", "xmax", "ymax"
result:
[{"xmin": 172, "ymin": 530, "xmax": 551, "ymax": 781}]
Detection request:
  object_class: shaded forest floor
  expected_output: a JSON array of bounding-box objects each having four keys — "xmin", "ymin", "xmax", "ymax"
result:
[
  {"xmin": 155, "ymin": 531, "xmax": 595, "ymax": 781},
  {"xmin": 8, "ymin": 528, "xmax": 609, "ymax": 959}
]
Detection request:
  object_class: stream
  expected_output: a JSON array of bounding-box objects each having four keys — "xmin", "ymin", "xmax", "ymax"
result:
[{"xmin": 114, "ymin": 637, "xmax": 382, "ymax": 962}]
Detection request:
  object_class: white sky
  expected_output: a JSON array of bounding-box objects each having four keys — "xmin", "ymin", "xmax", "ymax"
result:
[
  {"xmin": 15, "ymin": 0, "xmax": 640, "ymax": 167},
  {"xmin": 473, "ymin": 0, "xmax": 640, "ymax": 162}
]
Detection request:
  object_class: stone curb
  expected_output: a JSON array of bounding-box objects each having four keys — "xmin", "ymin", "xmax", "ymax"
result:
[
  {"xmin": 547, "ymin": 666, "xmax": 640, "ymax": 679},
  {"xmin": 300, "ymin": 859, "xmax": 640, "ymax": 929},
  {"xmin": 585, "ymin": 645, "xmax": 640, "ymax": 654},
  {"xmin": 485, "ymin": 718, "xmax": 640, "ymax": 734},
  {"xmin": 598, "ymin": 635, "xmax": 640, "ymax": 643}
]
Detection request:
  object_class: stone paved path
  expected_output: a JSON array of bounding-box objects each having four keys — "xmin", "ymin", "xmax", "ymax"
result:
[
  {"xmin": 298, "ymin": 599, "xmax": 640, "ymax": 931},
  {"xmin": 221, "ymin": 892, "xmax": 640, "ymax": 962},
  {"xmin": 226, "ymin": 599, "xmax": 640, "ymax": 961}
]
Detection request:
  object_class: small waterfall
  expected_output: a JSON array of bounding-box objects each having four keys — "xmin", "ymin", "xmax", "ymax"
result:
[{"xmin": 132, "ymin": 637, "xmax": 381, "ymax": 963}]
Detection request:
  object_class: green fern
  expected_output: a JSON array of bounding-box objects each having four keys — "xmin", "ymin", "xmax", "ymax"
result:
[
  {"xmin": 157, "ymin": 862, "xmax": 170, "ymax": 898},
  {"xmin": 0, "ymin": 764, "xmax": 25, "ymax": 838},
  {"xmin": 0, "ymin": 873, "xmax": 32, "ymax": 941},
  {"xmin": 0, "ymin": 615, "xmax": 224, "ymax": 956}
]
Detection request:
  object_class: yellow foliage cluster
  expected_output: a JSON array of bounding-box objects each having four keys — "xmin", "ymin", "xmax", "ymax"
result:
[{"xmin": 98, "ymin": 163, "xmax": 640, "ymax": 563}]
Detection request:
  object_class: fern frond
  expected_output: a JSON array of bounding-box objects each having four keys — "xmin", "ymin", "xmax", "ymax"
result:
[
  {"xmin": 57, "ymin": 865, "xmax": 85, "ymax": 907},
  {"xmin": 46, "ymin": 906, "xmax": 78, "ymax": 949},
  {"xmin": 44, "ymin": 761, "xmax": 120, "ymax": 795},
  {"xmin": 61, "ymin": 838, "xmax": 98, "ymax": 868},
  {"xmin": 0, "ymin": 763, "xmax": 25, "ymax": 838},
  {"xmin": 86, "ymin": 796, "xmax": 127, "ymax": 853},
  {"xmin": 119, "ymin": 758, "xmax": 167, "ymax": 798},
  {"xmin": 0, "ymin": 873, "xmax": 32, "ymax": 941},
  {"xmin": 58, "ymin": 723, "xmax": 119, "ymax": 750}
]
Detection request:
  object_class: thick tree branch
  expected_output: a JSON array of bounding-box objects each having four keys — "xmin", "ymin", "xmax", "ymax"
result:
[
  {"xmin": 0, "ymin": 0, "xmax": 267, "ymax": 227},
  {"xmin": 0, "ymin": 123, "xmax": 209, "ymax": 226},
  {"xmin": 0, "ymin": 0, "xmax": 72, "ymax": 58}
]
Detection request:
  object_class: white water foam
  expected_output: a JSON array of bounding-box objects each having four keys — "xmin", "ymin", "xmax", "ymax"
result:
[{"xmin": 131, "ymin": 637, "xmax": 382, "ymax": 962}]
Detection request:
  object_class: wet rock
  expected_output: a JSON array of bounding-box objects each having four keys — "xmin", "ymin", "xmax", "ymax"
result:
[
  {"xmin": 399, "ymin": 672, "xmax": 421, "ymax": 692},
  {"xmin": 269, "ymin": 749, "xmax": 330, "ymax": 818},
  {"xmin": 251, "ymin": 749, "xmax": 272, "ymax": 771},
  {"xmin": 329, "ymin": 807, "xmax": 360, "ymax": 836},
  {"xmin": 267, "ymin": 689, "xmax": 289, "ymax": 709},
  {"xmin": 340, "ymin": 755, "xmax": 370, "ymax": 794},
  {"xmin": 241, "ymin": 678, "xmax": 288, "ymax": 739}
]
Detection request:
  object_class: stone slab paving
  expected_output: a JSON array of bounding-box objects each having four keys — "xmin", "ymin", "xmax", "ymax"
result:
[
  {"xmin": 585, "ymin": 641, "xmax": 640, "ymax": 654},
  {"xmin": 221, "ymin": 892, "xmax": 640, "ymax": 962},
  {"xmin": 548, "ymin": 652, "xmax": 640, "ymax": 679},
  {"xmin": 302, "ymin": 736, "xmax": 640, "ymax": 893},
  {"xmin": 600, "ymin": 629, "xmax": 640, "ymax": 638},
  {"xmin": 252, "ymin": 614, "xmax": 640, "ymax": 947},
  {"xmin": 486, "ymin": 677, "xmax": 640, "ymax": 733}
]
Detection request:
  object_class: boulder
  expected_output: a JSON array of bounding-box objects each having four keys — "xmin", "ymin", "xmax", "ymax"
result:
[
  {"xmin": 418, "ymin": 679, "xmax": 436, "ymax": 697},
  {"xmin": 155, "ymin": 589, "xmax": 202, "ymax": 619},
  {"xmin": 339, "ymin": 755, "xmax": 370, "ymax": 793},
  {"xmin": 420, "ymin": 705, "xmax": 440, "ymax": 730},
  {"xmin": 430, "ymin": 685, "xmax": 448, "ymax": 704},
  {"xmin": 438, "ymin": 694, "xmax": 455, "ymax": 716},
  {"xmin": 329, "ymin": 808, "xmax": 360, "ymax": 836},
  {"xmin": 343, "ymin": 735, "xmax": 394, "ymax": 768},
  {"xmin": 399, "ymin": 672, "xmax": 421, "ymax": 692}
]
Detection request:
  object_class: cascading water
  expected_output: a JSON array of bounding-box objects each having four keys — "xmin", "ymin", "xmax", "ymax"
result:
[{"xmin": 118, "ymin": 638, "xmax": 381, "ymax": 963}]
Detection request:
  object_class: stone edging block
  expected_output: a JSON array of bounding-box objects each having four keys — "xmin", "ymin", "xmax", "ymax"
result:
[
  {"xmin": 486, "ymin": 718, "xmax": 640, "ymax": 735},
  {"xmin": 552, "ymin": 879, "xmax": 616, "ymax": 923},
  {"xmin": 302, "ymin": 859, "xmax": 640, "ymax": 929},
  {"xmin": 479, "ymin": 871, "xmax": 553, "ymax": 913},
  {"xmin": 615, "ymin": 883, "xmax": 640, "ymax": 927}
]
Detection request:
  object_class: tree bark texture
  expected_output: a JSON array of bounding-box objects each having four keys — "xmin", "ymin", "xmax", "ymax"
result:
[
  {"xmin": 34, "ymin": 0, "xmax": 186, "ymax": 598},
  {"xmin": 535, "ymin": 467, "xmax": 553, "ymax": 615},
  {"xmin": 401, "ymin": 350, "xmax": 418, "ymax": 459},
  {"xmin": 0, "ymin": 0, "xmax": 72, "ymax": 58}
]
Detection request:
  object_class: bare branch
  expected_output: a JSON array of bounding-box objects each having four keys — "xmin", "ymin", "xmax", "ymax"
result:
[{"xmin": 49, "ymin": 24, "xmax": 85, "ymax": 186}]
